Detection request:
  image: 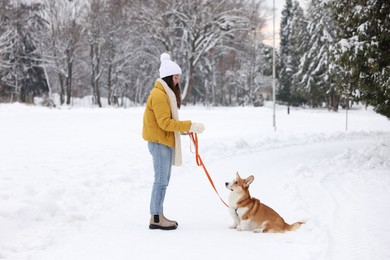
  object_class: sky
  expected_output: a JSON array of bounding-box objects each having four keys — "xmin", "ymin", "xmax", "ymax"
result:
[{"xmin": 262, "ymin": 0, "xmax": 307, "ymax": 47}]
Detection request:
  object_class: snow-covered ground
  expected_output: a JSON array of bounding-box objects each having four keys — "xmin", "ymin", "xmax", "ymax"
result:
[{"xmin": 0, "ymin": 103, "xmax": 389, "ymax": 260}]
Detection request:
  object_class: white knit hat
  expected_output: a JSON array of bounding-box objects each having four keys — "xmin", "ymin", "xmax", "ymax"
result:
[{"xmin": 159, "ymin": 53, "xmax": 182, "ymax": 78}]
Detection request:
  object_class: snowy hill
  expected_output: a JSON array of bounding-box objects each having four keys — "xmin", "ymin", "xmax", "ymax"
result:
[{"xmin": 0, "ymin": 103, "xmax": 389, "ymax": 260}]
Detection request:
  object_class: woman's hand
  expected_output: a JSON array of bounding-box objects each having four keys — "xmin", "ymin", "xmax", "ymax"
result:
[{"xmin": 189, "ymin": 123, "xmax": 205, "ymax": 134}]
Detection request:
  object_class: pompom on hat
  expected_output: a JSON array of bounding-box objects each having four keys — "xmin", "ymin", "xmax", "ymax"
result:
[{"xmin": 159, "ymin": 53, "xmax": 182, "ymax": 78}]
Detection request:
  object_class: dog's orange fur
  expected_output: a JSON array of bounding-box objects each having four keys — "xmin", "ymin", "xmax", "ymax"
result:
[{"xmin": 226, "ymin": 172, "xmax": 303, "ymax": 233}]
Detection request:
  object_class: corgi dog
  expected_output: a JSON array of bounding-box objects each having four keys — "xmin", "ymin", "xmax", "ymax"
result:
[{"xmin": 225, "ymin": 172, "xmax": 303, "ymax": 233}]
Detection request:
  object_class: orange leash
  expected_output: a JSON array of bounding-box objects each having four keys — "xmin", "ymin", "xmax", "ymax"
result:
[{"xmin": 189, "ymin": 133, "xmax": 230, "ymax": 208}]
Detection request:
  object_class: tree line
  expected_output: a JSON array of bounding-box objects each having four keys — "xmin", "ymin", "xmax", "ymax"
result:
[
  {"xmin": 279, "ymin": 0, "xmax": 389, "ymax": 118},
  {"xmin": 0, "ymin": 0, "xmax": 271, "ymax": 107},
  {"xmin": 1, "ymin": 0, "xmax": 389, "ymax": 118}
]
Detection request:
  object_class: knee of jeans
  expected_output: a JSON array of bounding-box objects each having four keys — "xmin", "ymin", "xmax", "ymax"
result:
[{"xmin": 154, "ymin": 179, "xmax": 169, "ymax": 187}]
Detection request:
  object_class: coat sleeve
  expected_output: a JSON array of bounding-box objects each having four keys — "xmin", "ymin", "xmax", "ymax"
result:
[{"xmin": 151, "ymin": 90, "xmax": 192, "ymax": 133}]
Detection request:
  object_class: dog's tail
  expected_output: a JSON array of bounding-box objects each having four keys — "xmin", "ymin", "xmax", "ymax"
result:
[{"xmin": 286, "ymin": 221, "xmax": 304, "ymax": 231}]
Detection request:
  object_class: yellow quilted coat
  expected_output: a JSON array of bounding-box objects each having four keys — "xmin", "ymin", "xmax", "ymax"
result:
[{"xmin": 142, "ymin": 80, "xmax": 192, "ymax": 148}]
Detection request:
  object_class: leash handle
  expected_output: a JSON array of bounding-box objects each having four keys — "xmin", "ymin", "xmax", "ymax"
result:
[{"xmin": 189, "ymin": 133, "xmax": 230, "ymax": 208}]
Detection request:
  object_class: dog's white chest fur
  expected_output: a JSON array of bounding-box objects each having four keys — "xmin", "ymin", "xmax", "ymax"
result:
[
  {"xmin": 228, "ymin": 191, "xmax": 253, "ymax": 231},
  {"xmin": 228, "ymin": 190, "xmax": 242, "ymax": 209}
]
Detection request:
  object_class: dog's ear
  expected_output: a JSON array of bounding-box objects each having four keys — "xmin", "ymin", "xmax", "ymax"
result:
[
  {"xmin": 244, "ymin": 175, "xmax": 254, "ymax": 187},
  {"xmin": 236, "ymin": 172, "xmax": 241, "ymax": 180}
]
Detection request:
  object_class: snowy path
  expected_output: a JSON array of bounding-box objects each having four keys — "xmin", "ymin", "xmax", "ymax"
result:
[
  {"xmin": 194, "ymin": 136, "xmax": 390, "ymax": 260},
  {"xmin": 286, "ymin": 138, "xmax": 390, "ymax": 260},
  {"xmin": 0, "ymin": 104, "xmax": 389, "ymax": 260}
]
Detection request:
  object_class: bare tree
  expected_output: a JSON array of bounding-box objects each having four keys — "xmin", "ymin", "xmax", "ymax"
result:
[
  {"xmin": 41, "ymin": 0, "xmax": 86, "ymax": 105},
  {"xmin": 0, "ymin": 22, "xmax": 12, "ymax": 71},
  {"xmin": 1, "ymin": 0, "xmax": 270, "ymax": 107},
  {"xmin": 131, "ymin": 0, "xmax": 265, "ymax": 105},
  {"xmin": 102, "ymin": 0, "xmax": 140, "ymax": 106},
  {"xmin": 175, "ymin": 0, "xmax": 254, "ymax": 104},
  {"xmin": 0, "ymin": 2, "xmax": 49, "ymax": 102},
  {"xmin": 85, "ymin": 0, "xmax": 105, "ymax": 107}
]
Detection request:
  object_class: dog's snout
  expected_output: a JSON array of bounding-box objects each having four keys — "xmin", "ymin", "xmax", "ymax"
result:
[{"xmin": 225, "ymin": 182, "xmax": 229, "ymax": 187}]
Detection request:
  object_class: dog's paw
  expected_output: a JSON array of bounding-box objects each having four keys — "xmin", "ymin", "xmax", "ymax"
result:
[
  {"xmin": 253, "ymin": 228, "xmax": 264, "ymax": 233},
  {"xmin": 229, "ymin": 224, "xmax": 238, "ymax": 229},
  {"xmin": 236, "ymin": 226, "xmax": 244, "ymax": 231}
]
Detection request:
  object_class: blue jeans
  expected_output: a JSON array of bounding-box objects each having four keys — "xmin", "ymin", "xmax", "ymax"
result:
[{"xmin": 148, "ymin": 142, "xmax": 173, "ymax": 215}]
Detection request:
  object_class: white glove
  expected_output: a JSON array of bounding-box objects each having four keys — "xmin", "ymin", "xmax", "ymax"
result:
[{"xmin": 189, "ymin": 123, "xmax": 205, "ymax": 134}]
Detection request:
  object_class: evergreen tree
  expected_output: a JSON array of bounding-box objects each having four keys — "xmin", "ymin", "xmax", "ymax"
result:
[
  {"xmin": 278, "ymin": 0, "xmax": 293, "ymax": 110},
  {"xmin": 289, "ymin": 0, "xmax": 309, "ymax": 106},
  {"xmin": 298, "ymin": 0, "xmax": 336, "ymax": 108},
  {"xmin": 330, "ymin": 0, "xmax": 390, "ymax": 118}
]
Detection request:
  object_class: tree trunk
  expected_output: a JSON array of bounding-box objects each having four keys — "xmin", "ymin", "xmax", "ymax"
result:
[
  {"xmin": 90, "ymin": 44, "xmax": 102, "ymax": 108},
  {"xmin": 66, "ymin": 49, "xmax": 72, "ymax": 105},
  {"xmin": 66, "ymin": 73, "xmax": 72, "ymax": 105},
  {"xmin": 182, "ymin": 59, "xmax": 194, "ymax": 105},
  {"xmin": 107, "ymin": 63, "xmax": 112, "ymax": 106},
  {"xmin": 66, "ymin": 72, "xmax": 72, "ymax": 105},
  {"xmin": 212, "ymin": 69, "xmax": 216, "ymax": 106},
  {"xmin": 59, "ymin": 73, "xmax": 65, "ymax": 105}
]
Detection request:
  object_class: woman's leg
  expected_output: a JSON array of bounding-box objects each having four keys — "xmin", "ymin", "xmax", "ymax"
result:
[
  {"xmin": 148, "ymin": 142, "xmax": 177, "ymax": 229},
  {"xmin": 148, "ymin": 142, "xmax": 173, "ymax": 215}
]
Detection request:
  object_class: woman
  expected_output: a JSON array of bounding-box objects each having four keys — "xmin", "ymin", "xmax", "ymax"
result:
[{"xmin": 142, "ymin": 53, "xmax": 205, "ymax": 230}]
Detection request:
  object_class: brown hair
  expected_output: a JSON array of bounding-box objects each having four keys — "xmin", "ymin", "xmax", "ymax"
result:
[{"xmin": 162, "ymin": 75, "xmax": 181, "ymax": 109}]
